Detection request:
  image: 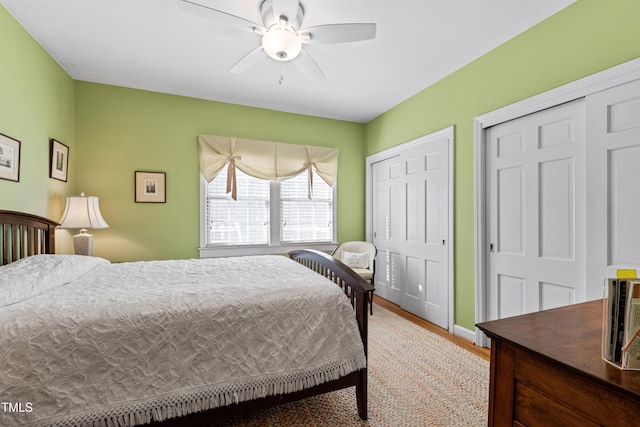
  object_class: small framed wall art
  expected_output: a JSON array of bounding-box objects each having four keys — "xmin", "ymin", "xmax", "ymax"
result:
[
  {"xmin": 135, "ymin": 171, "xmax": 166, "ymax": 203},
  {"xmin": 0, "ymin": 133, "xmax": 21, "ymax": 182},
  {"xmin": 49, "ymin": 138, "xmax": 69, "ymax": 182}
]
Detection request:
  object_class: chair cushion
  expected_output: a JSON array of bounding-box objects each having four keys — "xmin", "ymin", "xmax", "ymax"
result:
[
  {"xmin": 351, "ymin": 267, "xmax": 373, "ymax": 280},
  {"xmin": 341, "ymin": 251, "xmax": 369, "ymax": 269}
]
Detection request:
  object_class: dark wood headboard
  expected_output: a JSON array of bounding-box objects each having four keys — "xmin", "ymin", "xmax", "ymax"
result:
[{"xmin": 0, "ymin": 210, "xmax": 58, "ymax": 266}]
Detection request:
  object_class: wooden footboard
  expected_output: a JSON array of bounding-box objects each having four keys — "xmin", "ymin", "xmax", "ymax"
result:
[{"xmin": 288, "ymin": 248, "xmax": 375, "ymax": 419}]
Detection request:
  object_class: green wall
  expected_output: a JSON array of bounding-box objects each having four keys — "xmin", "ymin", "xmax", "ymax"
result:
[
  {"xmin": 0, "ymin": 5, "xmax": 75, "ymax": 252},
  {"xmin": 74, "ymin": 82, "xmax": 365, "ymax": 262},
  {"xmin": 364, "ymin": 0, "xmax": 640, "ymax": 329}
]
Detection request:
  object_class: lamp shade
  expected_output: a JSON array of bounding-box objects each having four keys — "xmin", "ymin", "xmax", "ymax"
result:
[
  {"xmin": 262, "ymin": 26, "xmax": 302, "ymax": 61},
  {"xmin": 58, "ymin": 193, "xmax": 109, "ymax": 230}
]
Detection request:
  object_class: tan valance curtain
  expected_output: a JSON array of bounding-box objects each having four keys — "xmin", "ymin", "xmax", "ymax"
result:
[{"xmin": 198, "ymin": 134, "xmax": 339, "ymax": 200}]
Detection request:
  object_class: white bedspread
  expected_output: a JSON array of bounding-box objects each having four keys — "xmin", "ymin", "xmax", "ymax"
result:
[{"xmin": 0, "ymin": 255, "xmax": 366, "ymax": 426}]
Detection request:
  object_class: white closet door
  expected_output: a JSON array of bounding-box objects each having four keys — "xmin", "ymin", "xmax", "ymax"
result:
[
  {"xmin": 486, "ymin": 99, "xmax": 586, "ymax": 320},
  {"xmin": 371, "ymin": 155, "xmax": 404, "ymax": 305},
  {"xmin": 586, "ymin": 79, "xmax": 640, "ymax": 299},
  {"xmin": 371, "ymin": 133, "xmax": 450, "ymax": 328},
  {"xmin": 399, "ymin": 139, "xmax": 449, "ymax": 327}
]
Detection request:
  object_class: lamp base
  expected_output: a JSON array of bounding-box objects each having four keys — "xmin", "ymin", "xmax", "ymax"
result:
[{"xmin": 73, "ymin": 229, "xmax": 94, "ymax": 256}]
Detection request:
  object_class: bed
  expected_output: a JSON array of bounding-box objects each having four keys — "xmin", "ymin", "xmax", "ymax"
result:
[{"xmin": 0, "ymin": 210, "xmax": 374, "ymax": 426}]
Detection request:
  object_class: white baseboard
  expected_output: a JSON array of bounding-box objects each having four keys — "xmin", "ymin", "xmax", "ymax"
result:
[{"xmin": 453, "ymin": 324, "xmax": 478, "ymax": 344}]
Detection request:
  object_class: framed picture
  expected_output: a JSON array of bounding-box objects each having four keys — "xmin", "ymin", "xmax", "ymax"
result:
[
  {"xmin": 135, "ymin": 171, "xmax": 166, "ymax": 203},
  {"xmin": 49, "ymin": 139, "xmax": 69, "ymax": 182},
  {"xmin": 0, "ymin": 133, "xmax": 21, "ymax": 182}
]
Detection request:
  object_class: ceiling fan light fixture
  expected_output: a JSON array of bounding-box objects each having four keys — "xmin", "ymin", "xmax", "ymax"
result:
[
  {"xmin": 179, "ymin": 0, "xmax": 375, "ymax": 80},
  {"xmin": 261, "ymin": 26, "xmax": 302, "ymax": 61}
]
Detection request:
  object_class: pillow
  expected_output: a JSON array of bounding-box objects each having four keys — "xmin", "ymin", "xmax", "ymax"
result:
[
  {"xmin": 341, "ymin": 251, "xmax": 369, "ymax": 269},
  {"xmin": 0, "ymin": 254, "xmax": 110, "ymax": 307}
]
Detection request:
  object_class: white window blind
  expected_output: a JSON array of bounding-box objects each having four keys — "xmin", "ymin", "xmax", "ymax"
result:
[
  {"xmin": 205, "ymin": 164, "xmax": 269, "ymax": 245},
  {"xmin": 204, "ymin": 166, "xmax": 334, "ymax": 247},
  {"xmin": 280, "ymin": 170, "xmax": 333, "ymax": 243}
]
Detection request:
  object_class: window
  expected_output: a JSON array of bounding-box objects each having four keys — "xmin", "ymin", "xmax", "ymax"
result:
[
  {"xmin": 280, "ymin": 171, "xmax": 334, "ymax": 243},
  {"xmin": 201, "ymin": 164, "xmax": 336, "ymax": 254},
  {"xmin": 205, "ymin": 164, "xmax": 270, "ymax": 245}
]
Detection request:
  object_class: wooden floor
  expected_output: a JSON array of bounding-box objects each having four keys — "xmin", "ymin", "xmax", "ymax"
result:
[{"xmin": 374, "ymin": 295, "xmax": 491, "ymax": 361}]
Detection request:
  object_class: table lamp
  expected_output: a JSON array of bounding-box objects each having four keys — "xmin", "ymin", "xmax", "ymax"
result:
[{"xmin": 58, "ymin": 192, "xmax": 109, "ymax": 256}]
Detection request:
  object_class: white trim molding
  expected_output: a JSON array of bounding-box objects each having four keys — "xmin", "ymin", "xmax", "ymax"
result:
[
  {"xmin": 453, "ymin": 324, "xmax": 476, "ymax": 343},
  {"xmin": 474, "ymin": 56, "xmax": 640, "ymax": 347},
  {"xmin": 199, "ymin": 243, "xmax": 337, "ymax": 258}
]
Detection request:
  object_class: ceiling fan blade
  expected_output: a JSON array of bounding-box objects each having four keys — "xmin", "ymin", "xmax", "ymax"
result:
[
  {"xmin": 179, "ymin": 0, "xmax": 263, "ymax": 33},
  {"xmin": 292, "ymin": 49, "xmax": 325, "ymax": 81},
  {"xmin": 271, "ymin": 0, "xmax": 300, "ymax": 23},
  {"xmin": 229, "ymin": 46, "xmax": 266, "ymax": 74},
  {"xmin": 301, "ymin": 23, "xmax": 376, "ymax": 44}
]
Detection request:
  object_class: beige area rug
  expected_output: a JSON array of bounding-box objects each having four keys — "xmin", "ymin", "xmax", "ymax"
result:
[{"xmin": 213, "ymin": 304, "xmax": 490, "ymax": 426}]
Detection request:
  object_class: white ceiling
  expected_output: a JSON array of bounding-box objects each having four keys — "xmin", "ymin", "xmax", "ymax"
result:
[{"xmin": 2, "ymin": 0, "xmax": 575, "ymax": 123}]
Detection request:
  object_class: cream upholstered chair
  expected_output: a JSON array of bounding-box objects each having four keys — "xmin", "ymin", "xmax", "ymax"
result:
[
  {"xmin": 332, "ymin": 241, "xmax": 377, "ymax": 284},
  {"xmin": 332, "ymin": 241, "xmax": 377, "ymax": 313}
]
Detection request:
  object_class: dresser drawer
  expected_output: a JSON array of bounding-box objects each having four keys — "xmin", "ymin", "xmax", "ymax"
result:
[
  {"xmin": 514, "ymin": 381, "xmax": 598, "ymax": 427},
  {"xmin": 515, "ymin": 349, "xmax": 640, "ymax": 426}
]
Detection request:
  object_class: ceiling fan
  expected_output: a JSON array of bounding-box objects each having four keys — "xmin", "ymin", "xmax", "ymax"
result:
[{"xmin": 178, "ymin": 0, "xmax": 376, "ymax": 81}]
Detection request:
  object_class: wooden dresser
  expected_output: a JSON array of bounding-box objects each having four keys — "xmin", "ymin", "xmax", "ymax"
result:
[{"xmin": 477, "ymin": 300, "xmax": 640, "ymax": 426}]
